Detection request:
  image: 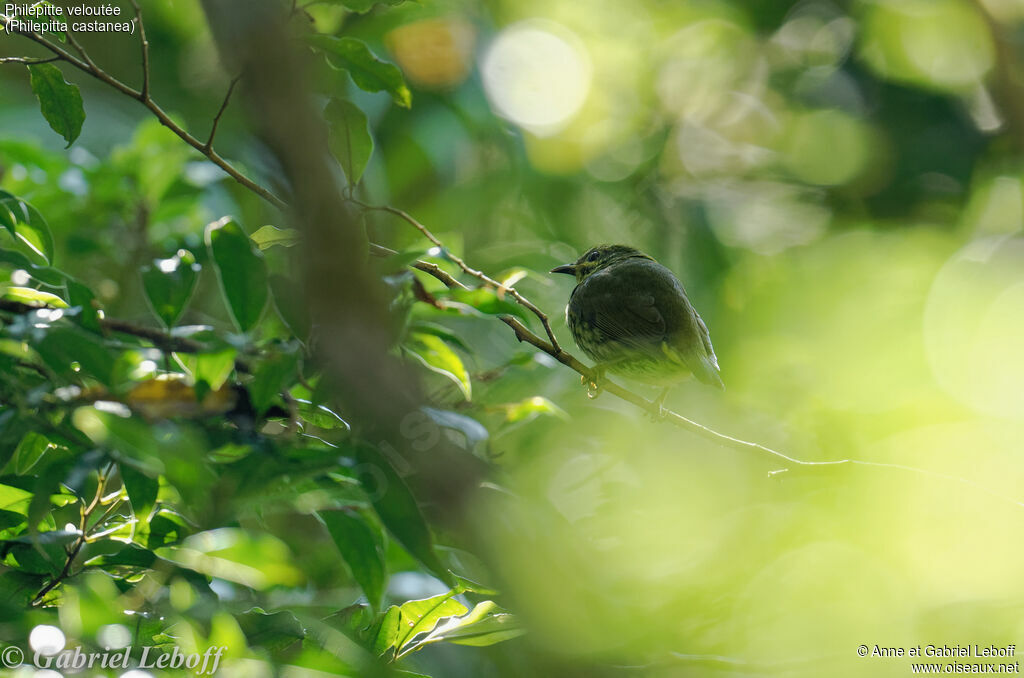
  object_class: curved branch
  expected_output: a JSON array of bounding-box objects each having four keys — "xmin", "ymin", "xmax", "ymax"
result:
[{"xmin": 355, "ymin": 201, "xmax": 562, "ymax": 351}]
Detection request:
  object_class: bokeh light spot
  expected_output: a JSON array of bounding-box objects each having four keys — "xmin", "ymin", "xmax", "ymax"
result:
[{"xmin": 482, "ymin": 20, "xmax": 592, "ymax": 136}]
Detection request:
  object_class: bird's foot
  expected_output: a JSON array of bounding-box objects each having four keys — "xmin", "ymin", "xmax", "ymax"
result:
[
  {"xmin": 583, "ymin": 366, "xmax": 607, "ymax": 399},
  {"xmin": 647, "ymin": 388, "xmax": 671, "ymax": 422}
]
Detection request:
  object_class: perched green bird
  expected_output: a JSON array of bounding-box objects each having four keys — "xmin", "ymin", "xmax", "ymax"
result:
[{"xmin": 551, "ymin": 244, "xmax": 724, "ymax": 403}]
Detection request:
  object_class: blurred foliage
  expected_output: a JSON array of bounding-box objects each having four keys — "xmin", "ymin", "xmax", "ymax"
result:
[{"xmin": 2, "ymin": 0, "xmax": 1024, "ymax": 676}]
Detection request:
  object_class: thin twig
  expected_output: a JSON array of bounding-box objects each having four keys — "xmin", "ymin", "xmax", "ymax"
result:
[
  {"xmin": 63, "ymin": 30, "xmax": 99, "ymax": 72},
  {"xmin": 355, "ymin": 201, "xmax": 562, "ymax": 350},
  {"xmin": 128, "ymin": 0, "xmax": 150, "ymax": 100},
  {"xmin": 205, "ymin": 76, "xmax": 240, "ymax": 151},
  {"xmin": 32, "ymin": 462, "xmax": 114, "ymax": 605},
  {"xmin": 0, "ymin": 55, "xmax": 60, "ymax": 64},
  {"xmin": 0, "ymin": 299, "xmax": 201, "ymax": 353},
  {"xmin": 369, "ymin": 242, "xmax": 469, "ymax": 290}
]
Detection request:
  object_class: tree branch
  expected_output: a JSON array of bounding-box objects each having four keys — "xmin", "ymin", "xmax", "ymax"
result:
[
  {"xmin": 354, "ymin": 201, "xmax": 562, "ymax": 350},
  {"xmin": 0, "ymin": 55, "xmax": 60, "ymax": 64},
  {"xmin": 128, "ymin": 0, "xmax": 151, "ymax": 100},
  {"xmin": 0, "ymin": 299, "xmax": 202, "ymax": 353},
  {"xmin": 205, "ymin": 75, "xmax": 240, "ymax": 152}
]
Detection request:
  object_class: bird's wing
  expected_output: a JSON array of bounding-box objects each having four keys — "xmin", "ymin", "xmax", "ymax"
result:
[
  {"xmin": 606, "ymin": 259, "xmax": 729, "ymax": 387},
  {"xmin": 574, "ymin": 267, "xmax": 668, "ymax": 354}
]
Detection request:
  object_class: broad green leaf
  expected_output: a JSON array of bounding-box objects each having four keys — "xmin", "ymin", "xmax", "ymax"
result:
[
  {"xmin": 0, "ymin": 247, "xmax": 66, "ymax": 286},
  {"xmin": 119, "ymin": 463, "xmax": 158, "ymax": 523},
  {"xmin": 326, "ymin": 98, "xmax": 374, "ymax": 185},
  {"xmin": 249, "ymin": 347, "xmax": 299, "ymax": 414},
  {"xmin": 12, "ymin": 432, "xmax": 53, "ymax": 475},
  {"xmin": 36, "ymin": 326, "xmax": 116, "ymax": 385},
  {"xmin": 66, "ymin": 279, "xmax": 101, "ymax": 332},
  {"xmin": 392, "ymin": 591, "xmax": 466, "ymax": 655},
  {"xmin": 179, "ymin": 347, "xmax": 237, "ymax": 401},
  {"xmin": 294, "ymin": 399, "xmax": 350, "ymax": 430},
  {"xmin": 250, "ymin": 225, "xmax": 300, "ymax": 251},
  {"xmin": 354, "ymin": 444, "xmax": 451, "ymax": 584},
  {"xmin": 407, "ymin": 321, "xmax": 471, "ymax": 353},
  {"xmin": 447, "ymin": 288, "xmax": 529, "ymax": 321},
  {"xmin": 405, "ymin": 333, "xmax": 471, "ymax": 400},
  {"xmin": 0, "ymin": 286, "xmax": 66, "ymax": 308},
  {"xmin": 269, "ymin": 273, "xmax": 311, "ymax": 340},
  {"xmin": 318, "ymin": 508, "xmax": 387, "ymax": 611},
  {"xmin": 307, "ymin": 36, "xmax": 412, "ymax": 107},
  {"xmin": 439, "ymin": 609, "xmax": 525, "ymax": 647},
  {"xmin": 28, "ymin": 63, "xmax": 85, "ymax": 147},
  {"xmin": 141, "ymin": 250, "xmax": 201, "ymax": 328},
  {"xmin": 503, "ymin": 396, "xmax": 569, "ymax": 423},
  {"xmin": 236, "ymin": 608, "xmax": 305, "ymax": 654},
  {"xmin": 0, "ymin": 484, "xmax": 34, "ymax": 514},
  {"xmin": 422, "ymin": 407, "xmax": 488, "ymax": 456},
  {"xmin": 156, "ymin": 529, "xmax": 303, "ymax": 590},
  {"xmin": 401, "ymin": 600, "xmax": 523, "ymax": 654},
  {"xmin": 0, "ymin": 191, "xmax": 55, "ymax": 264},
  {"xmin": 372, "ymin": 605, "xmax": 402, "ymax": 656},
  {"xmin": 205, "ymin": 218, "xmax": 269, "ymax": 333}
]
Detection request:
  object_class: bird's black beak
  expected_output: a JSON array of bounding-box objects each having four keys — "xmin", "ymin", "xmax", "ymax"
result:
[{"xmin": 550, "ymin": 264, "xmax": 576, "ymax": 275}]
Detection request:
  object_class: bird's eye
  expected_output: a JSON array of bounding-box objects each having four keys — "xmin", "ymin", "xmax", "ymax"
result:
[{"xmin": 587, "ymin": 251, "xmax": 601, "ymax": 263}]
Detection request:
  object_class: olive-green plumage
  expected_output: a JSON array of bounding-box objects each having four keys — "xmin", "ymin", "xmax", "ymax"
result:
[{"xmin": 551, "ymin": 244, "xmax": 724, "ymax": 393}]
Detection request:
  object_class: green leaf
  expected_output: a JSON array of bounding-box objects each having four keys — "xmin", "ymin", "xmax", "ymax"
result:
[
  {"xmin": 249, "ymin": 347, "xmax": 299, "ymax": 415},
  {"xmin": 503, "ymin": 396, "xmax": 569, "ymax": 423},
  {"xmin": 307, "ymin": 36, "xmax": 412, "ymax": 108},
  {"xmin": 250, "ymin": 225, "xmax": 300, "ymax": 251},
  {"xmin": 269, "ymin": 273, "xmax": 311, "ymax": 340},
  {"xmin": 447, "ymin": 288, "xmax": 529, "ymax": 320},
  {"xmin": 12, "ymin": 432, "xmax": 53, "ymax": 475},
  {"xmin": 0, "ymin": 286, "xmax": 67, "ymax": 308},
  {"xmin": 405, "ymin": 333, "xmax": 471, "ymax": 400},
  {"xmin": 66, "ymin": 279, "xmax": 101, "ymax": 332},
  {"xmin": 317, "ymin": 508, "xmax": 387, "ymax": 612},
  {"xmin": 325, "ymin": 98, "xmax": 374, "ymax": 185},
  {"xmin": 354, "ymin": 444, "xmax": 451, "ymax": 584},
  {"xmin": 36, "ymin": 326, "xmax": 117, "ymax": 386},
  {"xmin": 391, "ymin": 591, "xmax": 467, "ymax": 655},
  {"xmin": 0, "ymin": 191, "xmax": 56, "ymax": 265},
  {"xmin": 155, "ymin": 529, "xmax": 304, "ymax": 590},
  {"xmin": 179, "ymin": 347, "xmax": 236, "ymax": 402},
  {"xmin": 28, "ymin": 63, "xmax": 85, "ymax": 147},
  {"xmin": 120, "ymin": 463, "xmax": 158, "ymax": 523},
  {"xmin": 0, "ymin": 247, "xmax": 66, "ymax": 286},
  {"xmin": 236, "ymin": 608, "xmax": 305, "ymax": 654},
  {"xmin": 294, "ymin": 399, "xmax": 350, "ymax": 430},
  {"xmin": 140, "ymin": 250, "xmax": 201, "ymax": 328},
  {"xmin": 408, "ymin": 321, "xmax": 471, "ymax": 353},
  {"xmin": 421, "ymin": 407, "xmax": 488, "ymax": 457},
  {"xmin": 0, "ymin": 484, "xmax": 34, "ymax": 514},
  {"xmin": 439, "ymin": 608, "xmax": 524, "ymax": 647},
  {"xmin": 205, "ymin": 218, "xmax": 269, "ymax": 333}
]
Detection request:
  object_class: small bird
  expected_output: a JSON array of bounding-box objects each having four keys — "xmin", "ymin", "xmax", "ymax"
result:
[{"xmin": 551, "ymin": 244, "xmax": 723, "ymax": 405}]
